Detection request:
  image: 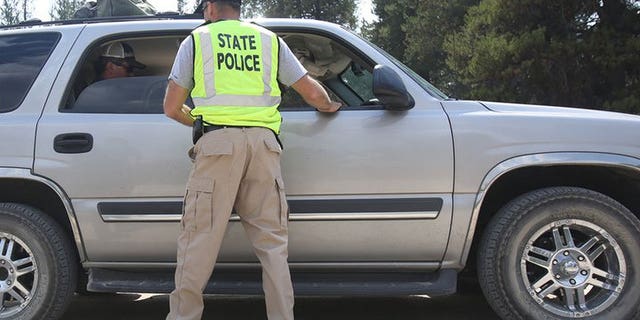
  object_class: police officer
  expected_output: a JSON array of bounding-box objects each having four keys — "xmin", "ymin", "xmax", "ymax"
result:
[{"xmin": 163, "ymin": 1, "xmax": 341, "ymax": 319}]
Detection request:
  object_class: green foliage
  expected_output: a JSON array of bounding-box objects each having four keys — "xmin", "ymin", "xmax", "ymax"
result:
[
  {"xmin": 1, "ymin": 0, "xmax": 20, "ymax": 25},
  {"xmin": 403, "ymin": 0, "xmax": 479, "ymax": 95},
  {"xmin": 365, "ymin": 0, "xmax": 478, "ymax": 95},
  {"xmin": 366, "ymin": 0, "xmax": 639, "ymax": 113},
  {"xmin": 49, "ymin": 0, "xmax": 83, "ymax": 21},
  {"xmin": 366, "ymin": 0, "xmax": 413, "ymax": 61},
  {"xmin": 445, "ymin": 0, "xmax": 640, "ymax": 112},
  {"xmin": 21, "ymin": 0, "xmax": 31, "ymax": 21},
  {"xmin": 1, "ymin": 0, "xmax": 31, "ymax": 25},
  {"xmin": 192, "ymin": 0, "xmax": 200, "ymax": 13},
  {"xmin": 177, "ymin": 0, "xmax": 187, "ymax": 14},
  {"xmin": 242, "ymin": 0, "xmax": 357, "ymax": 28}
]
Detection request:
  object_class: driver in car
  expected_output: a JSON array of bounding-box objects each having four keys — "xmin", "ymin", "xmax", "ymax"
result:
[{"xmin": 95, "ymin": 41, "xmax": 146, "ymax": 80}]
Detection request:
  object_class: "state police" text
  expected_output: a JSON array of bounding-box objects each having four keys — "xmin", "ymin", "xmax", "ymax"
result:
[{"xmin": 217, "ymin": 33, "xmax": 261, "ymax": 72}]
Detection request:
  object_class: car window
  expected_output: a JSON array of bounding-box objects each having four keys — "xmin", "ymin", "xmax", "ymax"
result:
[
  {"xmin": 62, "ymin": 35, "xmax": 185, "ymax": 113},
  {"xmin": 339, "ymin": 63, "xmax": 375, "ymax": 102},
  {"xmin": 0, "ymin": 32, "xmax": 60, "ymax": 112},
  {"xmin": 63, "ymin": 33, "xmax": 368, "ymax": 113},
  {"xmin": 279, "ymin": 84, "xmax": 345, "ymax": 111},
  {"xmin": 279, "ymin": 32, "xmax": 375, "ymax": 111},
  {"xmin": 354, "ymin": 31, "xmax": 449, "ymax": 100},
  {"xmin": 69, "ymin": 76, "xmax": 173, "ymax": 114}
]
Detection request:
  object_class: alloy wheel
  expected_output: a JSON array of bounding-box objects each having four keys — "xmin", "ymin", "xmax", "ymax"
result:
[
  {"xmin": 0, "ymin": 232, "xmax": 38, "ymax": 318},
  {"xmin": 520, "ymin": 219, "xmax": 625, "ymax": 318}
]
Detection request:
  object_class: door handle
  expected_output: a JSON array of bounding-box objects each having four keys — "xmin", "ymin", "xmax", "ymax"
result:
[{"xmin": 54, "ymin": 133, "xmax": 93, "ymax": 154}]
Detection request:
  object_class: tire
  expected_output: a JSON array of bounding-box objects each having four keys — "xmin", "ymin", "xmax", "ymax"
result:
[
  {"xmin": 0, "ymin": 203, "xmax": 77, "ymax": 320},
  {"xmin": 478, "ymin": 187, "xmax": 640, "ymax": 320}
]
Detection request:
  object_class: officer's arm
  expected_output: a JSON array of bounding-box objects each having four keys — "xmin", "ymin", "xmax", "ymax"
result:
[
  {"xmin": 164, "ymin": 80, "xmax": 195, "ymax": 127},
  {"xmin": 291, "ymin": 75, "xmax": 341, "ymax": 113}
]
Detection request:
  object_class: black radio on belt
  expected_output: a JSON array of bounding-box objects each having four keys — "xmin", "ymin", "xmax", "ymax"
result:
[{"xmin": 192, "ymin": 116, "xmax": 204, "ymax": 144}]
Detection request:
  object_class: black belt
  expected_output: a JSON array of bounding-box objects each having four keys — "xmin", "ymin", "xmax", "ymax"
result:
[
  {"xmin": 201, "ymin": 124, "xmax": 284, "ymax": 150},
  {"xmin": 203, "ymin": 125, "xmax": 251, "ymax": 133}
]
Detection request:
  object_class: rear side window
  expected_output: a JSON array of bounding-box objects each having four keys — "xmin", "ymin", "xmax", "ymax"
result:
[
  {"xmin": 0, "ymin": 32, "xmax": 60, "ymax": 112},
  {"xmin": 71, "ymin": 76, "xmax": 172, "ymax": 114}
]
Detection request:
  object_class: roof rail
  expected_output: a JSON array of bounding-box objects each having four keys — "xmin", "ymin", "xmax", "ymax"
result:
[{"xmin": 0, "ymin": 13, "xmax": 202, "ymax": 30}]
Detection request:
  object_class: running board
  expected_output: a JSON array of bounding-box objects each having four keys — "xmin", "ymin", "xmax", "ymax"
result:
[{"xmin": 87, "ymin": 268, "xmax": 457, "ymax": 297}]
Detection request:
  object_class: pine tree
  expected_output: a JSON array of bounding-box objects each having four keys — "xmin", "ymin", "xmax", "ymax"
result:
[
  {"xmin": 363, "ymin": 0, "xmax": 478, "ymax": 95},
  {"xmin": 242, "ymin": 0, "xmax": 357, "ymax": 28},
  {"xmin": 49, "ymin": 0, "xmax": 83, "ymax": 20},
  {"xmin": 445, "ymin": 0, "xmax": 640, "ymax": 112},
  {"xmin": 0, "ymin": 0, "xmax": 21, "ymax": 25},
  {"xmin": 193, "ymin": 0, "xmax": 201, "ymax": 13},
  {"xmin": 177, "ymin": 0, "xmax": 186, "ymax": 14},
  {"xmin": 402, "ymin": 0, "xmax": 479, "ymax": 95},
  {"xmin": 365, "ymin": 0, "xmax": 414, "ymax": 61},
  {"xmin": 21, "ymin": 0, "xmax": 32, "ymax": 21}
]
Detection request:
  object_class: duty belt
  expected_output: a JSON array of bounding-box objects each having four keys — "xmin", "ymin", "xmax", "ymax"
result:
[
  {"xmin": 203, "ymin": 124, "xmax": 251, "ymax": 133},
  {"xmin": 192, "ymin": 116, "xmax": 283, "ymax": 149},
  {"xmin": 193, "ymin": 116, "xmax": 249, "ymax": 144}
]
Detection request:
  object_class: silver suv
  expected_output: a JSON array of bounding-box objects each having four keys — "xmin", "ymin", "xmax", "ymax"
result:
[{"xmin": 1, "ymin": 16, "xmax": 640, "ymax": 320}]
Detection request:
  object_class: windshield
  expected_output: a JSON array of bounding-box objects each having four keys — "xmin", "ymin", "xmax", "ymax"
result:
[{"xmin": 346, "ymin": 29, "xmax": 449, "ymax": 100}]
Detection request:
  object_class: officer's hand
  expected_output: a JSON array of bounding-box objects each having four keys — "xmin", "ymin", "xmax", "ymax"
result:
[
  {"xmin": 328, "ymin": 101, "xmax": 342, "ymax": 112},
  {"xmin": 317, "ymin": 101, "xmax": 342, "ymax": 113}
]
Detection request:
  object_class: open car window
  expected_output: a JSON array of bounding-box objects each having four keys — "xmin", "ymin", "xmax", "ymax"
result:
[
  {"xmin": 62, "ymin": 35, "xmax": 185, "ymax": 112},
  {"xmin": 278, "ymin": 32, "xmax": 379, "ymax": 111},
  {"xmin": 69, "ymin": 76, "xmax": 176, "ymax": 114},
  {"xmin": 339, "ymin": 63, "xmax": 375, "ymax": 102}
]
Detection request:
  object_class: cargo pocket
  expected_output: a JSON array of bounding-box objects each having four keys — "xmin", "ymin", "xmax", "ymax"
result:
[
  {"xmin": 183, "ymin": 177, "xmax": 214, "ymax": 233},
  {"xmin": 275, "ymin": 177, "xmax": 289, "ymax": 229},
  {"xmin": 264, "ymin": 137, "xmax": 282, "ymax": 155}
]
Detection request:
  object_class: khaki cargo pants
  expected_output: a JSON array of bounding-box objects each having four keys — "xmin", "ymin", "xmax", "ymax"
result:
[{"xmin": 167, "ymin": 127, "xmax": 294, "ymax": 320}]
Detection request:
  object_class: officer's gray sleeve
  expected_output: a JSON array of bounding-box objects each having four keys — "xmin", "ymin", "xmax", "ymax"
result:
[
  {"xmin": 277, "ymin": 38, "xmax": 307, "ymax": 87},
  {"xmin": 168, "ymin": 36, "xmax": 194, "ymax": 90}
]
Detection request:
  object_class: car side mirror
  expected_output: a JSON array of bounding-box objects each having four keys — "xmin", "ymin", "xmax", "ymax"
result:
[{"xmin": 373, "ymin": 65, "xmax": 415, "ymax": 111}]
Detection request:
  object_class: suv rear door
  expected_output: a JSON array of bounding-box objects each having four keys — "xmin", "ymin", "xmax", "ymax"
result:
[
  {"xmin": 0, "ymin": 26, "xmax": 82, "ymax": 169},
  {"xmin": 34, "ymin": 22, "xmax": 196, "ymax": 264}
]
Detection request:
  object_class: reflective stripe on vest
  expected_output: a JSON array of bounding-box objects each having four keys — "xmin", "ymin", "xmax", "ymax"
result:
[{"xmin": 190, "ymin": 20, "xmax": 282, "ymax": 133}]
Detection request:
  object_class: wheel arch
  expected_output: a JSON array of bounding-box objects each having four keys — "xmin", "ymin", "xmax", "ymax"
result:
[
  {"xmin": 461, "ymin": 152, "xmax": 640, "ymax": 270},
  {"xmin": 0, "ymin": 168, "xmax": 86, "ymax": 262}
]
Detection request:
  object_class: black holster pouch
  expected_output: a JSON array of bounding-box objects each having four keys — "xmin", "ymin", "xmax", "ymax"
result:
[{"xmin": 192, "ymin": 116, "xmax": 204, "ymax": 144}]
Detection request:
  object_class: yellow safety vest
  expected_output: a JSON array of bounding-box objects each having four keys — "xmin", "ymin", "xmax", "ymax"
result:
[{"xmin": 190, "ymin": 20, "xmax": 282, "ymax": 133}]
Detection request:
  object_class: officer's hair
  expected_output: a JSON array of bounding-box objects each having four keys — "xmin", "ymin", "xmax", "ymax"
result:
[{"xmin": 209, "ymin": 1, "xmax": 240, "ymax": 12}]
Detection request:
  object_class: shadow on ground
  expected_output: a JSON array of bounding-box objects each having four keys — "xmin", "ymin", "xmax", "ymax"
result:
[{"xmin": 63, "ymin": 281, "xmax": 499, "ymax": 320}]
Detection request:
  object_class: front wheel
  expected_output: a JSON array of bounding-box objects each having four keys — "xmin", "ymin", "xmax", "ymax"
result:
[
  {"xmin": 478, "ymin": 187, "xmax": 640, "ymax": 319},
  {"xmin": 0, "ymin": 203, "xmax": 77, "ymax": 320}
]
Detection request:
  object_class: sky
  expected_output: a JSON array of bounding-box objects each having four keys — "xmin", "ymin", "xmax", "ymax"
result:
[{"xmin": 32, "ymin": 0, "xmax": 375, "ymax": 22}]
